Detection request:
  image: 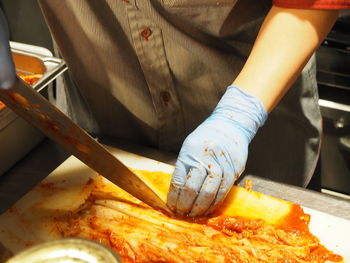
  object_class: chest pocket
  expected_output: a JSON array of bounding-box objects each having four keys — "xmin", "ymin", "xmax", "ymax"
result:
[{"xmin": 160, "ymin": 0, "xmax": 238, "ymax": 37}]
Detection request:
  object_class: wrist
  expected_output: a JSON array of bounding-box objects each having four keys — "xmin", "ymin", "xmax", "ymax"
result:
[{"xmin": 209, "ymin": 85, "xmax": 268, "ymax": 142}]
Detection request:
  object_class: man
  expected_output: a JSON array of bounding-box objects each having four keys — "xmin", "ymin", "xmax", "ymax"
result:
[{"xmin": 36, "ymin": 0, "xmax": 342, "ymax": 216}]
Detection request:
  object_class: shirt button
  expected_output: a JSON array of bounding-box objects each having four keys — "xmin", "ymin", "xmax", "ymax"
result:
[
  {"xmin": 140, "ymin": 27, "xmax": 152, "ymax": 41},
  {"xmin": 160, "ymin": 91, "xmax": 171, "ymax": 107}
]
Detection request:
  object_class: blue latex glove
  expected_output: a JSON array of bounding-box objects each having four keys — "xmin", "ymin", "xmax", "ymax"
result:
[
  {"xmin": 0, "ymin": 8, "xmax": 16, "ymax": 90},
  {"xmin": 167, "ymin": 85, "xmax": 267, "ymax": 217}
]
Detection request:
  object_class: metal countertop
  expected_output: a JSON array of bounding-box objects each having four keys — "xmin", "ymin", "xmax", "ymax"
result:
[{"xmin": 0, "ymin": 138, "xmax": 349, "ymax": 220}]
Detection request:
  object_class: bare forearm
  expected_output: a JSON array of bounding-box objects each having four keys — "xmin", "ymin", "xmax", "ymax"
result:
[{"xmin": 233, "ymin": 6, "xmax": 338, "ymax": 112}]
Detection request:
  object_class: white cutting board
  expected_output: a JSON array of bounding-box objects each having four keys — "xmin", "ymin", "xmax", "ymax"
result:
[
  {"xmin": 0, "ymin": 147, "xmax": 350, "ymax": 262},
  {"xmin": 304, "ymin": 207, "xmax": 350, "ymax": 262}
]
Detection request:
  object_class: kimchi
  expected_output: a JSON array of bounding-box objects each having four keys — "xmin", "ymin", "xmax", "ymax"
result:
[{"xmin": 54, "ymin": 175, "xmax": 343, "ymax": 263}]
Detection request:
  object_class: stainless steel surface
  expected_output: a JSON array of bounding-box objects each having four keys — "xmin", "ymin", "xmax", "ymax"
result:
[
  {"xmin": 0, "ymin": 77, "xmax": 170, "ymax": 214},
  {"xmin": 319, "ymin": 100, "xmax": 350, "ymax": 196},
  {"xmin": 316, "ymin": 45, "xmax": 350, "ymax": 90},
  {"xmin": 319, "ymin": 99, "xmax": 350, "ymax": 123},
  {"xmin": 316, "ymin": 14, "xmax": 350, "ymax": 91},
  {"xmin": 0, "ymin": 42, "xmax": 67, "ymax": 176},
  {"xmin": 316, "ymin": 16, "xmax": 350, "ymax": 197},
  {"xmin": 237, "ymin": 175, "xmax": 350, "ymax": 221}
]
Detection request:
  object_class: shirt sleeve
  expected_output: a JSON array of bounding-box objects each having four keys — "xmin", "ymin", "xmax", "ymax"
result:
[{"xmin": 273, "ymin": 0, "xmax": 350, "ymax": 9}]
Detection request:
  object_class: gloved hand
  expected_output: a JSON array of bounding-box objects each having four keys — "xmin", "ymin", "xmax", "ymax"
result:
[
  {"xmin": 0, "ymin": 8, "xmax": 16, "ymax": 90},
  {"xmin": 167, "ymin": 85, "xmax": 267, "ymax": 217}
]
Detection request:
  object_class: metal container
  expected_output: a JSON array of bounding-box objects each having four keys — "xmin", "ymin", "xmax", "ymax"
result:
[
  {"xmin": 0, "ymin": 42, "xmax": 67, "ymax": 176},
  {"xmin": 5, "ymin": 238, "xmax": 122, "ymax": 263},
  {"xmin": 316, "ymin": 14, "xmax": 350, "ymax": 196},
  {"xmin": 319, "ymin": 99, "xmax": 350, "ymax": 196}
]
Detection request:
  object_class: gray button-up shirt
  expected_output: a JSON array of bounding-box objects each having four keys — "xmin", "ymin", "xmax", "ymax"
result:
[{"xmin": 38, "ymin": 0, "xmax": 321, "ymax": 187}]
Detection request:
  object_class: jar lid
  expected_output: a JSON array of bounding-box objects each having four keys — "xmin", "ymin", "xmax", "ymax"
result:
[{"xmin": 6, "ymin": 238, "xmax": 122, "ymax": 263}]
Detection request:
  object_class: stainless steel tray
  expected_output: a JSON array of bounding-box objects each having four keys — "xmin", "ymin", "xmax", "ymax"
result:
[
  {"xmin": 0, "ymin": 42, "xmax": 67, "ymax": 176},
  {"xmin": 10, "ymin": 41, "xmax": 67, "ymax": 93}
]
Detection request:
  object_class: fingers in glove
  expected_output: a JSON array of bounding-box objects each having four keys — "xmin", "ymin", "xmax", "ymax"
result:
[
  {"xmin": 175, "ymin": 166, "xmax": 207, "ymax": 215},
  {"xmin": 205, "ymin": 152, "xmax": 243, "ymax": 216},
  {"xmin": 167, "ymin": 161, "xmax": 187, "ymax": 212},
  {"xmin": 188, "ymin": 162, "xmax": 223, "ymax": 217}
]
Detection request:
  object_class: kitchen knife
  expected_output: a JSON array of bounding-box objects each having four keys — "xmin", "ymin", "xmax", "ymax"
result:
[{"xmin": 0, "ymin": 10, "xmax": 171, "ymax": 214}]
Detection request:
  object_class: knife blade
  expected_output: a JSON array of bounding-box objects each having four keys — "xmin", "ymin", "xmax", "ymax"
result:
[
  {"xmin": 0, "ymin": 10, "xmax": 171, "ymax": 214},
  {"xmin": 0, "ymin": 79, "xmax": 172, "ymax": 214}
]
